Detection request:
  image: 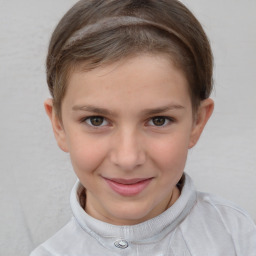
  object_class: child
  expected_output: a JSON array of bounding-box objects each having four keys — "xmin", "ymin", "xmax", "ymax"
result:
[{"xmin": 31, "ymin": 0, "xmax": 256, "ymax": 255}]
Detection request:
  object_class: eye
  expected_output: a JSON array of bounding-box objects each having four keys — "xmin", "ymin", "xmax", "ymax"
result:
[
  {"xmin": 84, "ymin": 116, "xmax": 109, "ymax": 127},
  {"xmin": 148, "ymin": 116, "xmax": 172, "ymax": 127}
]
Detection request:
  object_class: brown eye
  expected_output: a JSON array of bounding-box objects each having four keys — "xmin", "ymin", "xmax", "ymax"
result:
[
  {"xmin": 150, "ymin": 116, "xmax": 170, "ymax": 126},
  {"xmin": 86, "ymin": 116, "xmax": 106, "ymax": 126}
]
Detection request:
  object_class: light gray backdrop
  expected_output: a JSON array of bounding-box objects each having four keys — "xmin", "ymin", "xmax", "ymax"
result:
[{"xmin": 0, "ymin": 0, "xmax": 255, "ymax": 255}]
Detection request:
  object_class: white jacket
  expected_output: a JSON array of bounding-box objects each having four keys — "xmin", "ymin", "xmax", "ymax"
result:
[{"xmin": 30, "ymin": 174, "xmax": 256, "ymax": 255}]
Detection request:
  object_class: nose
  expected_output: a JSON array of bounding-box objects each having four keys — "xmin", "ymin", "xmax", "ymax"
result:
[{"xmin": 109, "ymin": 128, "xmax": 146, "ymax": 171}]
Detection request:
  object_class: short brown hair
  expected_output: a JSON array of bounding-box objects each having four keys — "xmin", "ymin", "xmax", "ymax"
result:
[{"xmin": 46, "ymin": 0, "xmax": 213, "ymax": 119}]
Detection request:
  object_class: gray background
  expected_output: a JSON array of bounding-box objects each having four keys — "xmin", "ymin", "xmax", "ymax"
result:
[{"xmin": 0, "ymin": 0, "xmax": 255, "ymax": 255}]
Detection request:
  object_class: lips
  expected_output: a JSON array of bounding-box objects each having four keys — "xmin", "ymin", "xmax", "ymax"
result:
[{"xmin": 103, "ymin": 177, "xmax": 153, "ymax": 196}]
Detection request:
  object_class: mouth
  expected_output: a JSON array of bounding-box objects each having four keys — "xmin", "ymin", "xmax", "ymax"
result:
[{"xmin": 103, "ymin": 177, "xmax": 153, "ymax": 196}]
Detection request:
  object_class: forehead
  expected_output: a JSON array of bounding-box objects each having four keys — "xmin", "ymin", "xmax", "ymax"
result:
[
  {"xmin": 62, "ymin": 54, "xmax": 192, "ymax": 114},
  {"xmin": 71, "ymin": 53, "xmax": 187, "ymax": 84}
]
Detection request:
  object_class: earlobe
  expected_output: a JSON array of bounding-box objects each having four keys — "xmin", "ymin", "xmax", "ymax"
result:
[
  {"xmin": 44, "ymin": 99, "xmax": 69, "ymax": 153},
  {"xmin": 189, "ymin": 98, "xmax": 214, "ymax": 148}
]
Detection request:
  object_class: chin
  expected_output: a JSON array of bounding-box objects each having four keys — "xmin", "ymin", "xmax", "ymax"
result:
[{"xmin": 106, "ymin": 202, "xmax": 155, "ymax": 225}]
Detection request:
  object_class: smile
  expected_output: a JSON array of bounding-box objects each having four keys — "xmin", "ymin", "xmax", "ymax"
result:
[{"xmin": 103, "ymin": 177, "xmax": 153, "ymax": 196}]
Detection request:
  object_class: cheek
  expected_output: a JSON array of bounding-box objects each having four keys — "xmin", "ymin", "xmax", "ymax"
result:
[
  {"xmin": 148, "ymin": 133, "xmax": 190, "ymax": 171},
  {"xmin": 68, "ymin": 136, "xmax": 108, "ymax": 176}
]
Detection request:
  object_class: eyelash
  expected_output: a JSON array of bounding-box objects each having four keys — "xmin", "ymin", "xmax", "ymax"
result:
[
  {"xmin": 81, "ymin": 116, "xmax": 109, "ymax": 127},
  {"xmin": 81, "ymin": 116, "xmax": 174, "ymax": 128},
  {"xmin": 147, "ymin": 116, "xmax": 174, "ymax": 127}
]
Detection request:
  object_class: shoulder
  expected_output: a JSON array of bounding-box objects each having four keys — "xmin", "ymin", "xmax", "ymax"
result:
[
  {"xmin": 177, "ymin": 187, "xmax": 256, "ymax": 254},
  {"xmin": 183, "ymin": 174, "xmax": 255, "ymax": 230},
  {"xmin": 30, "ymin": 218, "xmax": 85, "ymax": 256},
  {"xmin": 30, "ymin": 246, "xmax": 51, "ymax": 256},
  {"xmin": 181, "ymin": 174, "xmax": 256, "ymax": 235},
  {"xmin": 193, "ymin": 191, "xmax": 256, "ymax": 251},
  {"xmin": 195, "ymin": 191, "xmax": 255, "ymax": 228}
]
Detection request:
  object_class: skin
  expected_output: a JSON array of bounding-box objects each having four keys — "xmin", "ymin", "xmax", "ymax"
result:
[{"xmin": 45, "ymin": 54, "xmax": 214, "ymax": 225}]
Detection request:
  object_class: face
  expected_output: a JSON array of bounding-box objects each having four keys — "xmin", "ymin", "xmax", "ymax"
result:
[{"xmin": 46, "ymin": 54, "xmax": 213, "ymax": 225}]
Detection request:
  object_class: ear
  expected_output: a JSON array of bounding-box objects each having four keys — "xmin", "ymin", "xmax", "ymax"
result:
[
  {"xmin": 44, "ymin": 99, "xmax": 69, "ymax": 152},
  {"xmin": 189, "ymin": 98, "xmax": 214, "ymax": 148}
]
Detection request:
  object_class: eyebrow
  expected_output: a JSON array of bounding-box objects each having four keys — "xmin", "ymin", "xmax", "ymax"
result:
[
  {"xmin": 141, "ymin": 104, "xmax": 185, "ymax": 115},
  {"xmin": 72, "ymin": 103, "xmax": 185, "ymax": 116},
  {"xmin": 72, "ymin": 105, "xmax": 114, "ymax": 116}
]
